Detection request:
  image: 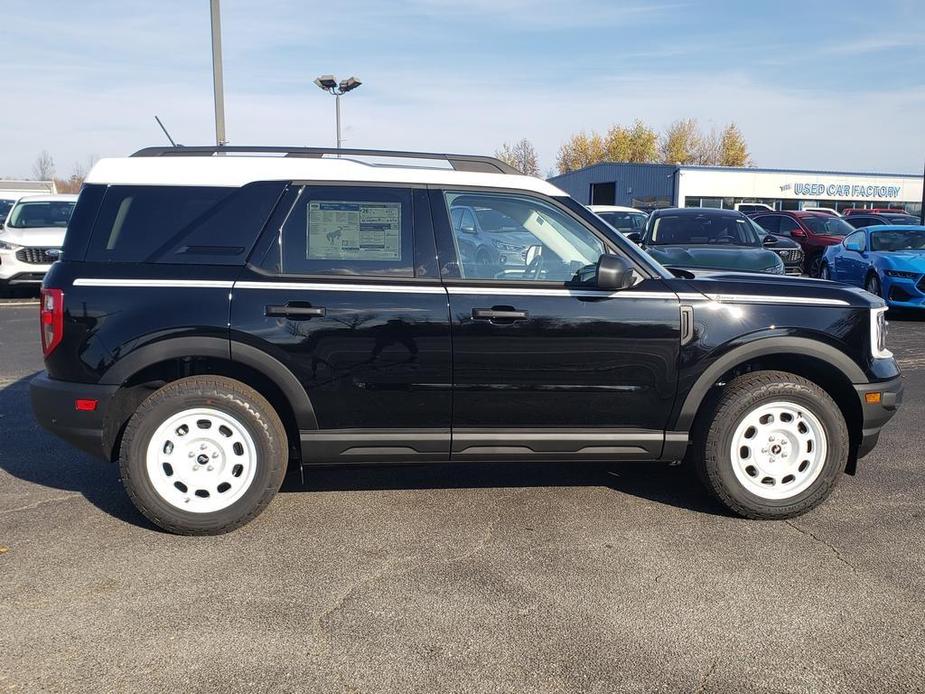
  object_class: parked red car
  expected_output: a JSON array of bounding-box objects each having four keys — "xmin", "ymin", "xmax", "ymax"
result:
[{"xmin": 749, "ymin": 211, "xmax": 856, "ymax": 276}]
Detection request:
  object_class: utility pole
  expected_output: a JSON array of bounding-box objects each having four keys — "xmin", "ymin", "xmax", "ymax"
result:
[{"xmin": 210, "ymin": 0, "xmax": 227, "ymax": 147}]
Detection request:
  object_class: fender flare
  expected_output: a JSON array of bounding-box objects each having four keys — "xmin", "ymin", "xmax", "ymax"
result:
[
  {"xmin": 100, "ymin": 336, "xmax": 318, "ymax": 430},
  {"xmin": 673, "ymin": 336, "xmax": 866, "ymax": 432}
]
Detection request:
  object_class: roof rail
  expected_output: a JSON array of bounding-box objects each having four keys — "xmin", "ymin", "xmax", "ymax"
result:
[{"xmin": 130, "ymin": 146, "xmax": 521, "ymax": 175}]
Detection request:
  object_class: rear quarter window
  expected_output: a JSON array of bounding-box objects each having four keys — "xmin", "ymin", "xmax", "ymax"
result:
[{"xmin": 84, "ymin": 182, "xmax": 285, "ymax": 264}]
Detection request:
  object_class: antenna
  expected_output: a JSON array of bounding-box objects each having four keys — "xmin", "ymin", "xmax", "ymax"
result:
[{"xmin": 154, "ymin": 115, "xmax": 179, "ymax": 147}]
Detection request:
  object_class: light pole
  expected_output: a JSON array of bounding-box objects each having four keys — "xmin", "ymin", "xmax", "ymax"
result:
[
  {"xmin": 210, "ymin": 0, "xmax": 227, "ymax": 147},
  {"xmin": 313, "ymin": 75, "xmax": 362, "ymax": 149}
]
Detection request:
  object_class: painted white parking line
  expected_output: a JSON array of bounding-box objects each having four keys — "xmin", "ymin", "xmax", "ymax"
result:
[{"xmin": 0, "ymin": 302, "xmax": 39, "ymax": 307}]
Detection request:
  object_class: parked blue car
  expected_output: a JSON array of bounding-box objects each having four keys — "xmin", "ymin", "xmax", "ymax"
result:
[{"xmin": 820, "ymin": 225, "xmax": 925, "ymax": 309}]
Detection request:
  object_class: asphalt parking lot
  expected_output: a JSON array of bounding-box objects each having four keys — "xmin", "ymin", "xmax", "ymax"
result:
[{"xmin": 1, "ymin": 294, "xmax": 924, "ymax": 694}]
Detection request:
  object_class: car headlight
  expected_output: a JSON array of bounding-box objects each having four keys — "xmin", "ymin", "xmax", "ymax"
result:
[
  {"xmin": 491, "ymin": 239, "xmax": 525, "ymax": 253},
  {"xmin": 763, "ymin": 262, "xmax": 786, "ymax": 274},
  {"xmin": 0, "ymin": 238, "xmax": 20, "ymax": 251},
  {"xmin": 885, "ymin": 270, "xmax": 919, "ymax": 279},
  {"xmin": 870, "ymin": 307, "xmax": 892, "ymax": 359}
]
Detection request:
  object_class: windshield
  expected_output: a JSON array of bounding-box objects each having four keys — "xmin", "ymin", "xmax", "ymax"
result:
[
  {"xmin": 870, "ymin": 229, "xmax": 925, "ymax": 252},
  {"xmin": 597, "ymin": 211, "xmax": 647, "ymax": 233},
  {"xmin": 801, "ymin": 215, "xmax": 853, "ymax": 236},
  {"xmin": 6, "ymin": 201, "xmax": 75, "ymax": 229},
  {"xmin": 648, "ymin": 213, "xmax": 759, "ymax": 247}
]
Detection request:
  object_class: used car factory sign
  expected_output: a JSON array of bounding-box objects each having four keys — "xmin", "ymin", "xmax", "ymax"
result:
[{"xmin": 791, "ymin": 182, "xmax": 902, "ymax": 199}]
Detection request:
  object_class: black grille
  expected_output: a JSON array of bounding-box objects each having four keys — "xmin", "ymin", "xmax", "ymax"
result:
[
  {"xmin": 918, "ymin": 276, "xmax": 925, "ymax": 293},
  {"xmin": 776, "ymin": 248, "xmax": 803, "ymax": 263},
  {"xmin": 15, "ymin": 247, "xmax": 59, "ymax": 264}
]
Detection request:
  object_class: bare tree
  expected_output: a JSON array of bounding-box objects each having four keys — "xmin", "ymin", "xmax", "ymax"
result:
[
  {"xmin": 32, "ymin": 150, "xmax": 55, "ymax": 180},
  {"xmin": 495, "ymin": 139, "xmax": 541, "ymax": 176},
  {"xmin": 695, "ymin": 127, "xmax": 722, "ymax": 165}
]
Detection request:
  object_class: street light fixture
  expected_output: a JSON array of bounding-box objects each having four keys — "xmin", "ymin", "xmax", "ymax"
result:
[{"xmin": 314, "ymin": 74, "xmax": 362, "ymax": 149}]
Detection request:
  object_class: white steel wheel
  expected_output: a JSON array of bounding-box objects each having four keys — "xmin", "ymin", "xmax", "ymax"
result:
[
  {"xmin": 729, "ymin": 400, "xmax": 827, "ymax": 501},
  {"xmin": 145, "ymin": 407, "xmax": 258, "ymax": 513}
]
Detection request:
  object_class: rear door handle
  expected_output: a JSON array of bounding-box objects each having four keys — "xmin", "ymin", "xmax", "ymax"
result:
[
  {"xmin": 266, "ymin": 302, "xmax": 326, "ymax": 319},
  {"xmin": 471, "ymin": 307, "xmax": 529, "ymax": 321}
]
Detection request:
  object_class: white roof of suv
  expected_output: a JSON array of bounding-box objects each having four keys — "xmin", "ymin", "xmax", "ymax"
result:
[{"xmin": 86, "ymin": 148, "xmax": 566, "ymax": 197}]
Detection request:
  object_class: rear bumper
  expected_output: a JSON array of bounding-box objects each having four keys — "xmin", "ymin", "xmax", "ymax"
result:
[
  {"xmin": 30, "ymin": 373, "xmax": 118, "ymax": 459},
  {"xmin": 854, "ymin": 376, "xmax": 903, "ymax": 459}
]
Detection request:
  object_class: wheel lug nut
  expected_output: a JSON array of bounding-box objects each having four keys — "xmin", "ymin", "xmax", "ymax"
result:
[
  {"xmin": 207, "ymin": 465, "xmax": 214, "ymax": 471},
  {"xmin": 188, "ymin": 451, "xmax": 194, "ymax": 458},
  {"xmin": 212, "ymin": 452, "xmax": 219, "ymax": 458},
  {"xmin": 193, "ymin": 465, "xmax": 199, "ymax": 471},
  {"xmin": 200, "ymin": 444, "xmax": 207, "ymax": 450}
]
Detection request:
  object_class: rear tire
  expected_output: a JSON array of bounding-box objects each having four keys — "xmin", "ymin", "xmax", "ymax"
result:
[
  {"xmin": 819, "ymin": 263, "xmax": 831, "ymax": 280},
  {"xmin": 694, "ymin": 370, "xmax": 849, "ymax": 519},
  {"xmin": 119, "ymin": 376, "xmax": 288, "ymax": 535}
]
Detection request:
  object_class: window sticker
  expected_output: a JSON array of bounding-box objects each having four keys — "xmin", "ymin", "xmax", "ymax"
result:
[{"xmin": 307, "ymin": 201, "xmax": 401, "ymax": 261}]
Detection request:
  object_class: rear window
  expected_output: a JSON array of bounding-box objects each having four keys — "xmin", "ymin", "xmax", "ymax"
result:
[{"xmin": 84, "ymin": 182, "xmax": 285, "ymax": 264}]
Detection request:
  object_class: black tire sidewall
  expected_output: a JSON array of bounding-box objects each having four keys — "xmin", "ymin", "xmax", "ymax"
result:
[
  {"xmin": 121, "ymin": 385, "xmax": 285, "ymax": 534},
  {"xmin": 707, "ymin": 384, "xmax": 848, "ymax": 514}
]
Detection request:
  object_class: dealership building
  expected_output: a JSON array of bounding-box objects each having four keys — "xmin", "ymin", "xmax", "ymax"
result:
[{"xmin": 548, "ymin": 163, "xmax": 923, "ymax": 216}]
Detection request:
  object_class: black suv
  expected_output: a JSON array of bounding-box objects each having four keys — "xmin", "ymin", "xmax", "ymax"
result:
[{"xmin": 31, "ymin": 147, "xmax": 903, "ymax": 535}]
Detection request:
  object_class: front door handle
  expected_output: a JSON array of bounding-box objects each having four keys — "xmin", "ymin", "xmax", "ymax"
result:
[
  {"xmin": 266, "ymin": 302, "xmax": 326, "ymax": 319},
  {"xmin": 471, "ymin": 307, "xmax": 529, "ymax": 321}
]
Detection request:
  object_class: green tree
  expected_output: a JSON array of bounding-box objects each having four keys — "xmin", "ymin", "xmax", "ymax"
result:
[{"xmin": 495, "ymin": 138, "xmax": 541, "ymax": 176}]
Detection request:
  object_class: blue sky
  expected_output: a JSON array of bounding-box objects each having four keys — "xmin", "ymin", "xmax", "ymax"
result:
[{"xmin": 3, "ymin": 0, "xmax": 923, "ymax": 178}]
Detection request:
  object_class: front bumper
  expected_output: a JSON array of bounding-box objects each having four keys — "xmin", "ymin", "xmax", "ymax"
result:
[
  {"xmin": 854, "ymin": 376, "xmax": 903, "ymax": 458},
  {"xmin": 0, "ymin": 247, "xmax": 52, "ymax": 283},
  {"xmin": 30, "ymin": 373, "xmax": 119, "ymax": 459}
]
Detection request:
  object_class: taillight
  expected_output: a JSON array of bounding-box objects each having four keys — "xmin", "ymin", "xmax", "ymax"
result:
[{"xmin": 40, "ymin": 288, "xmax": 64, "ymax": 357}]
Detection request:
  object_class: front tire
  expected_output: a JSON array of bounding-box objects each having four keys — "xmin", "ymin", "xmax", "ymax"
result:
[
  {"xmin": 119, "ymin": 376, "xmax": 288, "ymax": 535},
  {"xmin": 865, "ymin": 273, "xmax": 882, "ymax": 298},
  {"xmin": 808, "ymin": 255, "xmax": 823, "ymax": 278},
  {"xmin": 819, "ymin": 263, "xmax": 831, "ymax": 280},
  {"xmin": 694, "ymin": 371, "xmax": 849, "ymax": 519}
]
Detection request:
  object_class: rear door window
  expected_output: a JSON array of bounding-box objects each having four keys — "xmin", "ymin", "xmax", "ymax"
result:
[{"xmin": 275, "ymin": 186, "xmax": 415, "ymax": 278}]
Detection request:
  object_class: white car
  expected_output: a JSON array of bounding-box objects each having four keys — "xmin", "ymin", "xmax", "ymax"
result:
[
  {"xmin": 0, "ymin": 194, "xmax": 77, "ymax": 291},
  {"xmin": 587, "ymin": 205, "xmax": 648, "ymax": 235}
]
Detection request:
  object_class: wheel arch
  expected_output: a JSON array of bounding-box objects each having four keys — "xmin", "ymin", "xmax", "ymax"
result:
[
  {"xmin": 676, "ymin": 337, "xmax": 865, "ymax": 472},
  {"xmin": 99, "ymin": 337, "xmax": 317, "ymax": 463}
]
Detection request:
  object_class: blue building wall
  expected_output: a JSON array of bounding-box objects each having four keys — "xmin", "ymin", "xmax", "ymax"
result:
[{"xmin": 548, "ymin": 163, "xmax": 679, "ymax": 207}]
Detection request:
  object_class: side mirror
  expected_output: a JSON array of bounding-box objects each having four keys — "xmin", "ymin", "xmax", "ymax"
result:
[
  {"xmin": 525, "ymin": 244, "xmax": 543, "ymax": 265},
  {"xmin": 595, "ymin": 253, "xmax": 636, "ymax": 291},
  {"xmin": 790, "ymin": 229, "xmax": 806, "ymax": 238},
  {"xmin": 762, "ymin": 234, "xmax": 777, "ymax": 246},
  {"xmin": 844, "ymin": 238, "xmax": 865, "ymax": 252},
  {"xmin": 461, "ymin": 225, "xmax": 476, "ymax": 234},
  {"xmin": 625, "ymin": 231, "xmax": 642, "ymax": 244}
]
